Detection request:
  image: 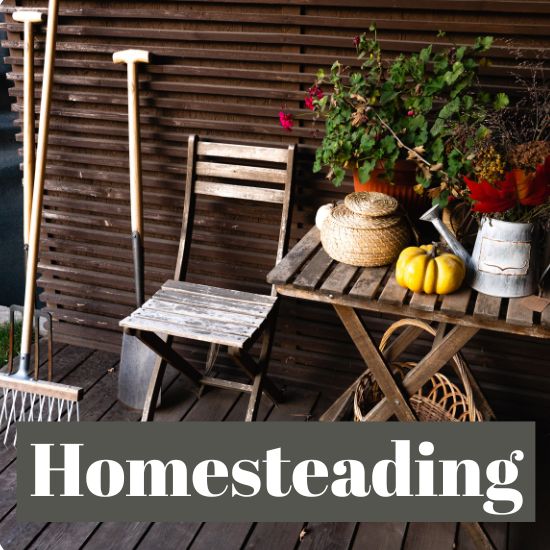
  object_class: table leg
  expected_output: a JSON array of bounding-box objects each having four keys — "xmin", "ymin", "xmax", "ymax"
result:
[
  {"xmin": 321, "ymin": 305, "xmax": 416, "ymax": 422},
  {"xmin": 365, "ymin": 325, "xmax": 479, "ymax": 422},
  {"xmin": 320, "ymin": 309, "xmax": 491, "ymax": 550}
]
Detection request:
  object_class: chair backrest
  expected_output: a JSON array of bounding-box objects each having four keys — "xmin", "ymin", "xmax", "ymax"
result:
[{"xmin": 174, "ymin": 135, "xmax": 295, "ymax": 295}]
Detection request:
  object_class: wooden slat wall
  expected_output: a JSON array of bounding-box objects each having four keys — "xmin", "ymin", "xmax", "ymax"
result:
[{"xmin": 2, "ymin": 0, "xmax": 549, "ymax": 419}]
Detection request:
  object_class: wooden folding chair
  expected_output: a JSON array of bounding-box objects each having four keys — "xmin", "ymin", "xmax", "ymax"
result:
[{"xmin": 120, "ymin": 135, "xmax": 295, "ymax": 421}]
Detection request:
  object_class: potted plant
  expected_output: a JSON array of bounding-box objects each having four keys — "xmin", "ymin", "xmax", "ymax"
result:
[
  {"xmin": 280, "ymin": 27, "xmax": 508, "ymax": 220},
  {"xmin": 423, "ymin": 69, "xmax": 550, "ymax": 297}
]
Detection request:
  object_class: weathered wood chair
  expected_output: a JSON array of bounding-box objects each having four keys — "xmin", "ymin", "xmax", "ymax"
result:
[{"xmin": 120, "ymin": 135, "xmax": 295, "ymax": 421}]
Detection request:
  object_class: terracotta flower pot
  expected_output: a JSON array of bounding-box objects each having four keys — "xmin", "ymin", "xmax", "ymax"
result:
[{"xmin": 353, "ymin": 160, "xmax": 430, "ymax": 221}]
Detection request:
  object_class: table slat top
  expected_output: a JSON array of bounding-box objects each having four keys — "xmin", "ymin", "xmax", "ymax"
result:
[{"xmin": 268, "ymin": 227, "xmax": 550, "ymax": 339}]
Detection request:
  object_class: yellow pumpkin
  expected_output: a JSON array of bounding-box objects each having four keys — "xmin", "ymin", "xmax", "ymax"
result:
[{"xmin": 395, "ymin": 245, "xmax": 466, "ymax": 295}]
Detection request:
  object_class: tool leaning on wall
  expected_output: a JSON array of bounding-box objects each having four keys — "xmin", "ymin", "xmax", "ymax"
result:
[
  {"xmin": 113, "ymin": 49, "xmax": 160, "ymax": 411},
  {"xmin": 0, "ymin": 0, "xmax": 83, "ymax": 446}
]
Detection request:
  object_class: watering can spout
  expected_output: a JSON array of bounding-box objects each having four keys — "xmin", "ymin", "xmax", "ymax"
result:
[{"xmin": 420, "ymin": 205, "xmax": 473, "ymax": 270}]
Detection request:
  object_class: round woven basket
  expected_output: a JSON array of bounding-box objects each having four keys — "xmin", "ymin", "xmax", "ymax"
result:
[
  {"xmin": 321, "ymin": 192, "xmax": 411, "ymax": 267},
  {"xmin": 354, "ymin": 319, "xmax": 483, "ymax": 422}
]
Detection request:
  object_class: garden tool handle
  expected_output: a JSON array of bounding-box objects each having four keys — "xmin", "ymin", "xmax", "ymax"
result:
[
  {"xmin": 113, "ymin": 50, "xmax": 150, "ymax": 308},
  {"xmin": 19, "ymin": 0, "xmax": 59, "ymax": 376},
  {"xmin": 13, "ymin": 11, "xmax": 44, "ymax": 255}
]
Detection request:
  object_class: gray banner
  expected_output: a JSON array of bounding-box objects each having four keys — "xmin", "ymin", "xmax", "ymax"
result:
[{"xmin": 17, "ymin": 422, "xmax": 535, "ymax": 523}]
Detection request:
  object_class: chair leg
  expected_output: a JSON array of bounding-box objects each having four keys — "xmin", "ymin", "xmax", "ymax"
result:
[
  {"xmin": 198, "ymin": 343, "xmax": 220, "ymax": 398},
  {"xmin": 229, "ymin": 347, "xmax": 284, "ymax": 405},
  {"xmin": 141, "ymin": 356, "xmax": 167, "ymax": 422},
  {"xmin": 245, "ymin": 372, "xmax": 265, "ymax": 422}
]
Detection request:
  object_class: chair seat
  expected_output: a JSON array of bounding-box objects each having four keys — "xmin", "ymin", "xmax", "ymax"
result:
[{"xmin": 120, "ymin": 280, "xmax": 277, "ymax": 349}]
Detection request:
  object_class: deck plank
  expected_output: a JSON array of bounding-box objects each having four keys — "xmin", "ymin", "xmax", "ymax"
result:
[
  {"xmin": 299, "ymin": 522, "xmax": 357, "ymax": 550},
  {"xmin": 244, "ymin": 523, "xmax": 305, "ymax": 550},
  {"xmin": 403, "ymin": 523, "xmax": 456, "ymax": 549},
  {"xmin": 188, "ymin": 389, "xmax": 319, "ymax": 550},
  {"xmin": 455, "ymin": 523, "xmax": 508, "ymax": 550},
  {"xmin": 351, "ymin": 522, "xmax": 407, "ymax": 549}
]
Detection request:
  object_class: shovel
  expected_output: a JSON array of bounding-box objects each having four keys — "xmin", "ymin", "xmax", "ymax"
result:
[{"xmin": 113, "ymin": 50, "xmax": 158, "ymax": 410}]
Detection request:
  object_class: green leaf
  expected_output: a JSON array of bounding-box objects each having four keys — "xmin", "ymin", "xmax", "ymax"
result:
[
  {"xmin": 438, "ymin": 97, "xmax": 460, "ymax": 120},
  {"xmin": 475, "ymin": 125, "xmax": 490, "ymax": 140},
  {"xmin": 462, "ymin": 95, "xmax": 474, "ymax": 110},
  {"xmin": 333, "ymin": 166, "xmax": 346, "ymax": 186},
  {"xmin": 360, "ymin": 133, "xmax": 376, "ymax": 151},
  {"xmin": 455, "ymin": 46, "xmax": 467, "ymax": 61},
  {"xmin": 419, "ymin": 45, "xmax": 432, "ymax": 63},
  {"xmin": 380, "ymin": 135, "xmax": 396, "ymax": 154},
  {"xmin": 444, "ymin": 61, "xmax": 465, "ymax": 85},
  {"xmin": 474, "ymin": 36, "xmax": 493, "ymax": 52},
  {"xmin": 430, "ymin": 118, "xmax": 446, "ymax": 137},
  {"xmin": 358, "ymin": 160, "xmax": 377, "ymax": 183},
  {"xmin": 493, "ymin": 92, "xmax": 510, "ymax": 110},
  {"xmin": 431, "ymin": 137, "xmax": 445, "ymax": 161},
  {"xmin": 434, "ymin": 190, "xmax": 450, "ymax": 207},
  {"xmin": 313, "ymin": 158, "xmax": 322, "ymax": 173},
  {"xmin": 416, "ymin": 174, "xmax": 431, "ymax": 188}
]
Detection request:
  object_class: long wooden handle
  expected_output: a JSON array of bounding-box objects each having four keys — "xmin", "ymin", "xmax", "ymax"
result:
[
  {"xmin": 19, "ymin": 0, "xmax": 59, "ymax": 373},
  {"xmin": 127, "ymin": 61, "xmax": 143, "ymax": 238},
  {"xmin": 114, "ymin": 50, "xmax": 150, "ymax": 307}
]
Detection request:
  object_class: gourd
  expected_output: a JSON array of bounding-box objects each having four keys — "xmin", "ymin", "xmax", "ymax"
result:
[
  {"xmin": 396, "ymin": 244, "xmax": 466, "ymax": 295},
  {"xmin": 315, "ymin": 202, "xmax": 336, "ymax": 229}
]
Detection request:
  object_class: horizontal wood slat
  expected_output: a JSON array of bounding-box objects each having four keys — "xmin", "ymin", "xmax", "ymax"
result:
[
  {"xmin": 2, "ymin": 0, "xmax": 549, "ymax": 419},
  {"xmin": 195, "ymin": 161, "xmax": 287, "ymax": 184},
  {"xmin": 194, "ymin": 180, "xmax": 286, "ymax": 203}
]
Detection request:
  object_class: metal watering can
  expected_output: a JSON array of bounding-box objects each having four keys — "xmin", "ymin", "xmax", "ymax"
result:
[{"xmin": 421, "ymin": 205, "xmax": 550, "ymax": 298}]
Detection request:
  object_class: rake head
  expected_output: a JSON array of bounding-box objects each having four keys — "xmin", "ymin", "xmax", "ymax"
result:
[
  {"xmin": 2, "ymin": 306, "xmax": 82, "ymax": 447},
  {"xmin": 0, "ymin": 381, "xmax": 82, "ymax": 446}
]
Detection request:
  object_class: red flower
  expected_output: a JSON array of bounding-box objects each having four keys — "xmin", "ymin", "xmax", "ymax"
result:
[
  {"xmin": 464, "ymin": 175, "xmax": 516, "ymax": 213},
  {"xmin": 304, "ymin": 85, "xmax": 324, "ymax": 111},
  {"xmin": 353, "ymin": 35, "xmax": 361, "ymax": 47},
  {"xmin": 309, "ymin": 85, "xmax": 324, "ymax": 100},
  {"xmin": 279, "ymin": 111, "xmax": 294, "ymax": 131},
  {"xmin": 465, "ymin": 157, "xmax": 550, "ymax": 213},
  {"xmin": 517, "ymin": 156, "xmax": 550, "ymax": 206}
]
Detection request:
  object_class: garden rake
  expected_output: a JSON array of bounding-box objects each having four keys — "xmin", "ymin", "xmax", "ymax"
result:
[
  {"xmin": 0, "ymin": 0, "xmax": 83, "ymax": 446},
  {"xmin": 7, "ymin": 10, "xmax": 53, "ymax": 397}
]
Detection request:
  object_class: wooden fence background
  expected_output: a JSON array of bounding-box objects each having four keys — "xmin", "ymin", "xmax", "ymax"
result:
[{"xmin": 1, "ymin": 0, "xmax": 549, "ymax": 418}]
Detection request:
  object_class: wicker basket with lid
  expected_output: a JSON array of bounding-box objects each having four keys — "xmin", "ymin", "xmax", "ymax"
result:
[{"xmin": 320, "ymin": 192, "xmax": 411, "ymax": 267}]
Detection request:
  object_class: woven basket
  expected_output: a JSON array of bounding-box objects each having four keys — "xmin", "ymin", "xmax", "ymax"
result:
[
  {"xmin": 354, "ymin": 319, "xmax": 483, "ymax": 422},
  {"xmin": 321, "ymin": 192, "xmax": 411, "ymax": 267}
]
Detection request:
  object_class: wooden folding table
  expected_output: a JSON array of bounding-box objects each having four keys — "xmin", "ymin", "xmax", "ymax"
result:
[{"xmin": 267, "ymin": 226, "xmax": 550, "ymax": 550}]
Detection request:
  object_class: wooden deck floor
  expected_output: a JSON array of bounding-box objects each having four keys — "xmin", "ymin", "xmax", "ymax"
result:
[{"xmin": 0, "ymin": 344, "xmax": 546, "ymax": 550}]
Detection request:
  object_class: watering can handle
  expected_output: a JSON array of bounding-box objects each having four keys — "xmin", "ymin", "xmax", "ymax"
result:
[{"xmin": 539, "ymin": 262, "xmax": 550, "ymax": 296}]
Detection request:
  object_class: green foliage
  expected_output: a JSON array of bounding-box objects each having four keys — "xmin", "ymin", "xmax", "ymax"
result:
[
  {"xmin": 0, "ymin": 322, "xmax": 21, "ymax": 367},
  {"xmin": 311, "ymin": 27, "xmax": 507, "ymax": 207}
]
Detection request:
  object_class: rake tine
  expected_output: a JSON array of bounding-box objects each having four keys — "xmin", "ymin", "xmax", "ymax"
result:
[
  {"xmin": 34, "ymin": 313, "xmax": 40, "ymax": 380},
  {"xmin": 46, "ymin": 313, "xmax": 53, "ymax": 382},
  {"xmin": 4, "ymin": 391, "xmax": 17, "ymax": 446}
]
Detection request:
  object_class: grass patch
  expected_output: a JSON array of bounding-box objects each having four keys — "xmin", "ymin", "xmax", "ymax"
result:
[{"xmin": 0, "ymin": 321, "xmax": 22, "ymax": 366}]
